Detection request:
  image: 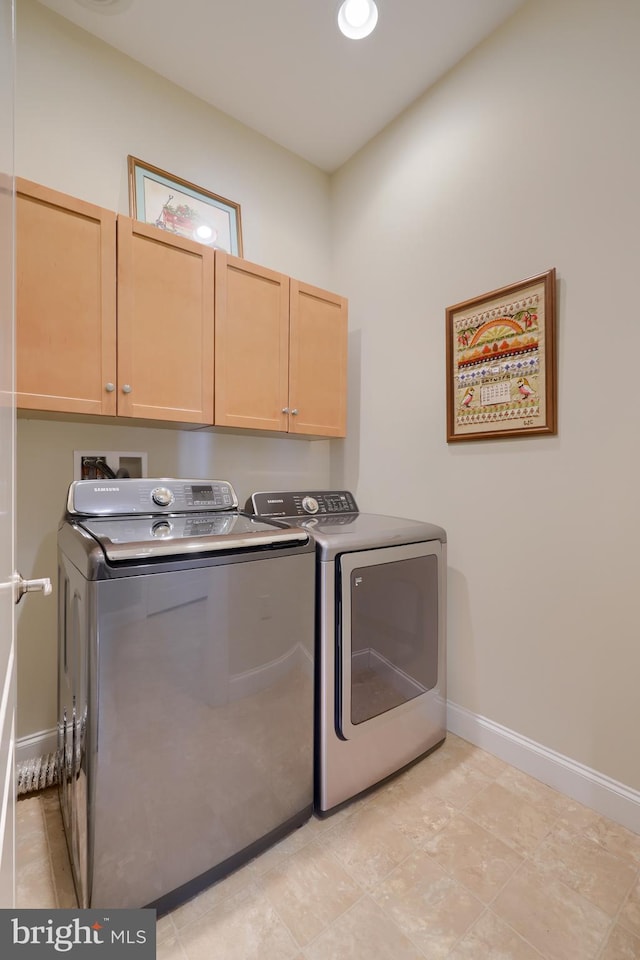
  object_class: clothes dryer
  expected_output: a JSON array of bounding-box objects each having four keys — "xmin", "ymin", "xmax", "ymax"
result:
[{"xmin": 249, "ymin": 490, "xmax": 446, "ymax": 815}]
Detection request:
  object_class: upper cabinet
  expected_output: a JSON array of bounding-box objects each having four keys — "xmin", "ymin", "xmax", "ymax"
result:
[
  {"xmin": 215, "ymin": 254, "xmax": 347, "ymax": 438},
  {"xmin": 16, "ymin": 180, "xmax": 347, "ymax": 437},
  {"xmin": 16, "ymin": 179, "xmax": 117, "ymax": 416},
  {"xmin": 117, "ymin": 217, "xmax": 214, "ymax": 424},
  {"xmin": 289, "ymin": 281, "xmax": 347, "ymax": 438},
  {"xmin": 16, "ymin": 181, "xmax": 214, "ymax": 426},
  {"xmin": 214, "ymin": 255, "xmax": 290, "ymax": 432}
]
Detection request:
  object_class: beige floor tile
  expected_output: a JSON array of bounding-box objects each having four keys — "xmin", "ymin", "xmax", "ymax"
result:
[
  {"xmin": 246, "ymin": 823, "xmax": 316, "ymax": 877},
  {"xmin": 599, "ymin": 921, "xmax": 640, "ymax": 960},
  {"xmin": 497, "ymin": 767, "xmax": 572, "ymax": 818},
  {"xmin": 16, "ymin": 856, "xmax": 57, "ymax": 908},
  {"xmin": 259, "ymin": 839, "xmax": 363, "ymax": 947},
  {"xmin": 556, "ymin": 800, "xmax": 640, "ymax": 865},
  {"xmin": 301, "ymin": 895, "xmax": 424, "ymax": 960},
  {"xmin": 423, "ymin": 813, "xmax": 523, "ymax": 903},
  {"xmin": 447, "ymin": 908, "xmax": 545, "ymax": 959},
  {"xmin": 436, "ymin": 734, "xmax": 508, "ymax": 779},
  {"xmin": 492, "ymin": 861, "xmax": 610, "ymax": 960},
  {"xmin": 366, "ymin": 775, "xmax": 459, "ymax": 844},
  {"xmin": 41, "ymin": 791, "xmax": 64, "ymax": 842},
  {"xmin": 156, "ymin": 914, "xmax": 177, "ymax": 945},
  {"xmin": 619, "ymin": 875, "xmax": 640, "ymax": 939},
  {"xmin": 303, "ymin": 798, "xmax": 368, "ymax": 837},
  {"xmin": 554, "ymin": 796, "xmax": 600, "ymax": 831},
  {"xmin": 532, "ymin": 824, "xmax": 637, "ymax": 916},
  {"xmin": 40, "ymin": 793, "xmax": 78, "ymax": 908},
  {"xmin": 156, "ymin": 935, "xmax": 187, "ymax": 960},
  {"xmin": 371, "ymin": 849, "xmax": 483, "ymax": 958},
  {"xmin": 320, "ymin": 804, "xmax": 413, "ymax": 890},
  {"xmin": 403, "ymin": 754, "xmax": 495, "ymax": 808},
  {"xmin": 582, "ymin": 816, "xmax": 640, "ymax": 868},
  {"xmin": 16, "ymin": 796, "xmax": 49, "ymax": 863},
  {"xmin": 178, "ymin": 883, "xmax": 299, "ymax": 960},
  {"xmin": 47, "ymin": 833, "xmax": 78, "ymax": 908},
  {"xmin": 464, "ymin": 781, "xmax": 557, "ymax": 855},
  {"xmin": 169, "ymin": 863, "xmax": 255, "ymax": 930}
]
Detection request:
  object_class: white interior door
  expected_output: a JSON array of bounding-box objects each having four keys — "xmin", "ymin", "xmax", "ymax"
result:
[{"xmin": 0, "ymin": 0, "xmax": 15, "ymax": 908}]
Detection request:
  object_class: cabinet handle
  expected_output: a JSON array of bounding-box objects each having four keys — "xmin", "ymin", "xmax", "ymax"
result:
[
  {"xmin": 281, "ymin": 407, "xmax": 289, "ymax": 414},
  {"xmin": 105, "ymin": 382, "xmax": 115, "ymax": 392},
  {"xmin": 291, "ymin": 408, "xmax": 298, "ymax": 415},
  {"xmin": 122, "ymin": 384, "xmax": 132, "ymax": 394}
]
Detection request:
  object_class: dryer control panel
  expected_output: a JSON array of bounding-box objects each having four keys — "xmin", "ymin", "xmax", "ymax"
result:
[{"xmin": 250, "ymin": 490, "xmax": 358, "ymax": 518}]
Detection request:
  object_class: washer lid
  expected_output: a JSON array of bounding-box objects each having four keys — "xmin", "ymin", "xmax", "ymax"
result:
[{"xmin": 77, "ymin": 513, "xmax": 308, "ymax": 562}]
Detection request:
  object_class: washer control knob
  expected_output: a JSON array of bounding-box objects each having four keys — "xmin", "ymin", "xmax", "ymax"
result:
[
  {"xmin": 302, "ymin": 496, "xmax": 319, "ymax": 514},
  {"xmin": 151, "ymin": 486, "xmax": 174, "ymax": 507},
  {"xmin": 151, "ymin": 520, "xmax": 173, "ymax": 538}
]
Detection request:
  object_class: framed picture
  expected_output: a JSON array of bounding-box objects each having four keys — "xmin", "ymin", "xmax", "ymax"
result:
[
  {"xmin": 446, "ymin": 268, "xmax": 557, "ymax": 442},
  {"xmin": 127, "ymin": 156, "xmax": 243, "ymax": 255}
]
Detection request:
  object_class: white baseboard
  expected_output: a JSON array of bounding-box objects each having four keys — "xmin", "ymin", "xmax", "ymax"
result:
[
  {"xmin": 15, "ymin": 728, "xmax": 57, "ymax": 767},
  {"xmin": 447, "ymin": 701, "xmax": 640, "ymax": 836}
]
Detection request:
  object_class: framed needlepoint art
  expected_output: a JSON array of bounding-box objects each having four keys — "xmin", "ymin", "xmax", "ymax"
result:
[{"xmin": 446, "ymin": 268, "xmax": 557, "ymax": 442}]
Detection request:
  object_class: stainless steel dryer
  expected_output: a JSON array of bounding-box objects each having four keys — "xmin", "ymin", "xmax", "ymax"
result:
[
  {"xmin": 57, "ymin": 479, "xmax": 315, "ymax": 912},
  {"xmin": 249, "ymin": 490, "xmax": 447, "ymax": 815}
]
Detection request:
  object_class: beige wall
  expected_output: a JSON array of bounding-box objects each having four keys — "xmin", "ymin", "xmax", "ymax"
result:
[
  {"xmin": 14, "ymin": 0, "xmax": 335, "ymax": 737},
  {"xmin": 332, "ymin": 0, "xmax": 640, "ymax": 790}
]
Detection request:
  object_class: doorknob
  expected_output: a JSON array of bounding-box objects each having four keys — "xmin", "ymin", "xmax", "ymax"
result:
[{"xmin": 11, "ymin": 571, "xmax": 53, "ymax": 605}]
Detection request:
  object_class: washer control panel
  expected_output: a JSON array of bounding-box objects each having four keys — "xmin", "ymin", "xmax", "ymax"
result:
[
  {"xmin": 68, "ymin": 479, "xmax": 239, "ymax": 516},
  {"xmin": 250, "ymin": 490, "xmax": 358, "ymax": 518}
]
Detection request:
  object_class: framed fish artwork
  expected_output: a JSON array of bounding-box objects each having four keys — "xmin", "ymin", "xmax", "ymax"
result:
[{"xmin": 446, "ymin": 269, "xmax": 557, "ymax": 442}]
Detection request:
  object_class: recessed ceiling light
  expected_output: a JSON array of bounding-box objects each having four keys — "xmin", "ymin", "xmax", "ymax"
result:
[{"xmin": 337, "ymin": 0, "xmax": 379, "ymax": 40}]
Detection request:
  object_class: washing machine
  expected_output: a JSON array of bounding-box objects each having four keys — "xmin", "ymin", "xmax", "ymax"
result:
[
  {"xmin": 248, "ymin": 490, "xmax": 446, "ymax": 815},
  {"xmin": 57, "ymin": 478, "xmax": 315, "ymax": 912}
]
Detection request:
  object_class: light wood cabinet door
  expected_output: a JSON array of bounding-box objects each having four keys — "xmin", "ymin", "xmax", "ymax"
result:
[
  {"xmin": 289, "ymin": 281, "xmax": 348, "ymax": 438},
  {"xmin": 214, "ymin": 253, "xmax": 290, "ymax": 431},
  {"xmin": 16, "ymin": 179, "xmax": 117, "ymax": 415},
  {"xmin": 117, "ymin": 217, "xmax": 214, "ymax": 424}
]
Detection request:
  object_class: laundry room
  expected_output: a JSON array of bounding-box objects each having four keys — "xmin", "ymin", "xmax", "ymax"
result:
[{"xmin": 5, "ymin": 0, "xmax": 640, "ymax": 958}]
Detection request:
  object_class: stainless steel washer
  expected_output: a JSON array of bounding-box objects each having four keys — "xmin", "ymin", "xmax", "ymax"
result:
[
  {"xmin": 249, "ymin": 490, "xmax": 447, "ymax": 815},
  {"xmin": 57, "ymin": 478, "xmax": 315, "ymax": 912}
]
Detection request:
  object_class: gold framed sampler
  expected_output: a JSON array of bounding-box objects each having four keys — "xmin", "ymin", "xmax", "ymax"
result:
[{"xmin": 446, "ymin": 269, "xmax": 557, "ymax": 442}]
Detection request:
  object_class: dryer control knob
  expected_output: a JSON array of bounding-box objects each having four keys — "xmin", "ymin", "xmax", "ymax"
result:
[
  {"xmin": 301, "ymin": 496, "xmax": 319, "ymax": 514},
  {"xmin": 151, "ymin": 486, "xmax": 174, "ymax": 507}
]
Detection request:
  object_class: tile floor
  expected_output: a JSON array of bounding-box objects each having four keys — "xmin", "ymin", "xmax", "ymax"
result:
[{"xmin": 16, "ymin": 734, "xmax": 640, "ymax": 959}]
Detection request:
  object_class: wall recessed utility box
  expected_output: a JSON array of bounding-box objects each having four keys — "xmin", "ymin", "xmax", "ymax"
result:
[{"xmin": 74, "ymin": 451, "xmax": 148, "ymax": 481}]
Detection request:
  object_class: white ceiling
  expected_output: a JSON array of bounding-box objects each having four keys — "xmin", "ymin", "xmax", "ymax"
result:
[{"xmin": 36, "ymin": 0, "xmax": 527, "ymax": 172}]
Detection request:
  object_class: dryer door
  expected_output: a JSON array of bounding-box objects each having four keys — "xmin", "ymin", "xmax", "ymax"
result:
[{"xmin": 337, "ymin": 541, "xmax": 442, "ymax": 741}]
